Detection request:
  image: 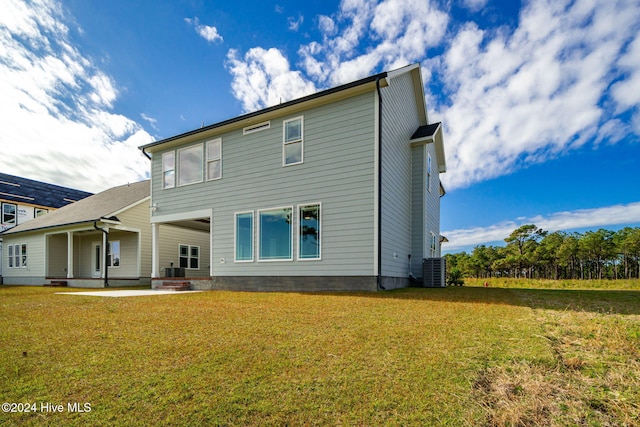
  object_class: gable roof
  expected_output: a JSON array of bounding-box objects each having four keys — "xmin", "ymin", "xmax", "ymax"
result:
[
  {"xmin": 1, "ymin": 181, "xmax": 150, "ymax": 235},
  {"xmin": 410, "ymin": 122, "xmax": 447, "ymax": 173},
  {"xmin": 0, "ymin": 173, "xmax": 93, "ymax": 208}
]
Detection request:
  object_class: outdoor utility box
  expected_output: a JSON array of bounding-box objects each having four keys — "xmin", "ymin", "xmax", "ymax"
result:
[
  {"xmin": 165, "ymin": 267, "xmax": 185, "ymax": 278},
  {"xmin": 422, "ymin": 258, "xmax": 446, "ymax": 287}
]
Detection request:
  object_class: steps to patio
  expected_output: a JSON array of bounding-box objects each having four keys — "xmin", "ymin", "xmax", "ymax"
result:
[
  {"xmin": 156, "ymin": 281, "xmax": 191, "ymax": 291},
  {"xmin": 44, "ymin": 280, "xmax": 68, "ymax": 287}
]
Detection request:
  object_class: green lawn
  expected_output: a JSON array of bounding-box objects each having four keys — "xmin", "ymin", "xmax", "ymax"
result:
[{"xmin": 1, "ymin": 283, "xmax": 638, "ymax": 426}]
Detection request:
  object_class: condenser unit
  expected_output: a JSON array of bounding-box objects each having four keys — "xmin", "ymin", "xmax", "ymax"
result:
[{"xmin": 422, "ymin": 258, "xmax": 446, "ymax": 288}]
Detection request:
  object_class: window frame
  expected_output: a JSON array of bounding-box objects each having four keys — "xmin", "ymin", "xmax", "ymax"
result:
[
  {"xmin": 162, "ymin": 151, "xmax": 176, "ymax": 189},
  {"xmin": 282, "ymin": 116, "xmax": 304, "ymax": 166},
  {"xmin": 298, "ymin": 203, "xmax": 321, "ymax": 261},
  {"xmin": 234, "ymin": 211, "xmax": 254, "ymax": 263},
  {"xmin": 177, "ymin": 144, "xmax": 204, "ymax": 187},
  {"xmin": 35, "ymin": 208, "xmax": 48, "ymax": 217},
  {"xmin": 179, "ymin": 244, "xmax": 200, "ymax": 270},
  {"xmin": 258, "ymin": 206, "xmax": 294, "ymax": 262},
  {"xmin": 8, "ymin": 244, "xmax": 13, "ymax": 268},
  {"xmin": 206, "ymin": 138, "xmax": 222, "ymax": 181},
  {"xmin": 2, "ymin": 203, "xmax": 17, "ymax": 225},
  {"xmin": 20, "ymin": 243, "xmax": 27, "ymax": 267},
  {"xmin": 427, "ymin": 153, "xmax": 432, "ymax": 193}
]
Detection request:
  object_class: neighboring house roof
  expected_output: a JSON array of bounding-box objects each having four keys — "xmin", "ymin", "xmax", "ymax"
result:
[
  {"xmin": 0, "ymin": 173, "xmax": 93, "ymax": 208},
  {"xmin": 1, "ymin": 181, "xmax": 150, "ymax": 235}
]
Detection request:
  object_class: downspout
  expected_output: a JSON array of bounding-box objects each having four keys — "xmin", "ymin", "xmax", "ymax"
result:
[
  {"xmin": 93, "ymin": 221, "xmax": 109, "ymax": 288},
  {"xmin": 375, "ymin": 77, "xmax": 385, "ymax": 290},
  {"xmin": 141, "ymin": 147, "xmax": 151, "ymax": 160}
]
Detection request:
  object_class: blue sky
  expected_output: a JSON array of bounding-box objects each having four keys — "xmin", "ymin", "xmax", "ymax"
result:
[{"xmin": 1, "ymin": 0, "xmax": 639, "ymax": 252}]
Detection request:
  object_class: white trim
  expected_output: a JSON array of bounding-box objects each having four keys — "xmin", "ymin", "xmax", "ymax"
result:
[
  {"xmin": 282, "ymin": 116, "xmax": 304, "ymax": 167},
  {"xmin": 150, "ymin": 209, "xmax": 213, "ymax": 224},
  {"xmin": 298, "ymin": 203, "xmax": 321, "ymax": 261},
  {"xmin": 373, "ymin": 89, "xmax": 380, "ymax": 276},
  {"xmin": 234, "ymin": 210, "xmax": 254, "ymax": 263},
  {"xmin": 243, "ymin": 121, "xmax": 271, "ymax": 135},
  {"xmin": 257, "ymin": 205, "xmax": 294, "ymax": 262},
  {"xmin": 177, "ymin": 143, "xmax": 204, "ymax": 187}
]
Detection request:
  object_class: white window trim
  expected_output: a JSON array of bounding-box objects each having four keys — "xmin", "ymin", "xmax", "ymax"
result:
[
  {"xmin": 2, "ymin": 202, "xmax": 17, "ymax": 225},
  {"xmin": 298, "ymin": 203, "xmax": 321, "ymax": 261},
  {"xmin": 206, "ymin": 138, "xmax": 222, "ymax": 181},
  {"xmin": 177, "ymin": 144, "xmax": 204, "ymax": 187},
  {"xmin": 282, "ymin": 116, "xmax": 304, "ymax": 167},
  {"xmin": 179, "ymin": 244, "xmax": 201, "ymax": 270},
  {"xmin": 108, "ymin": 240, "xmax": 120, "ymax": 268},
  {"xmin": 243, "ymin": 121, "xmax": 271, "ymax": 135},
  {"xmin": 8, "ymin": 243, "xmax": 26, "ymax": 269},
  {"xmin": 234, "ymin": 211, "xmax": 254, "ymax": 263},
  {"xmin": 162, "ymin": 151, "xmax": 175, "ymax": 189},
  {"xmin": 258, "ymin": 206, "xmax": 294, "ymax": 262}
]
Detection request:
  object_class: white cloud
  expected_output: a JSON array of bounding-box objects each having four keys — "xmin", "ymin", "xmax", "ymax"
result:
[
  {"xmin": 185, "ymin": 17, "xmax": 223, "ymax": 43},
  {"xmin": 0, "ymin": 0, "xmax": 153, "ymax": 193},
  {"xmin": 443, "ymin": 202, "xmax": 640, "ymax": 250},
  {"xmin": 288, "ymin": 14, "xmax": 304, "ymax": 31},
  {"xmin": 431, "ymin": 0, "xmax": 640, "ymax": 190},
  {"xmin": 460, "ymin": 0, "xmax": 489, "ymax": 12},
  {"xmin": 226, "ymin": 48, "xmax": 317, "ymax": 112}
]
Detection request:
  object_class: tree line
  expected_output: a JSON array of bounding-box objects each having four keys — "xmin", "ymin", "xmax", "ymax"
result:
[{"xmin": 444, "ymin": 225, "xmax": 640, "ymax": 280}]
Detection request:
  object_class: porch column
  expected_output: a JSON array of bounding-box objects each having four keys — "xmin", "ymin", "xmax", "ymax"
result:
[
  {"xmin": 151, "ymin": 223, "xmax": 160, "ymax": 278},
  {"xmin": 66, "ymin": 231, "xmax": 74, "ymax": 278}
]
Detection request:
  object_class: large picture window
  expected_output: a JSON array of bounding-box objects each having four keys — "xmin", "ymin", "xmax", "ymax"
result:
[
  {"xmin": 283, "ymin": 117, "xmax": 303, "ymax": 166},
  {"xmin": 162, "ymin": 151, "xmax": 175, "ymax": 189},
  {"xmin": 178, "ymin": 144, "xmax": 203, "ymax": 186},
  {"xmin": 259, "ymin": 207, "xmax": 293, "ymax": 261},
  {"xmin": 206, "ymin": 139, "xmax": 222, "ymax": 181},
  {"xmin": 179, "ymin": 244, "xmax": 200, "ymax": 269},
  {"xmin": 299, "ymin": 204, "xmax": 321, "ymax": 260},
  {"xmin": 235, "ymin": 212, "xmax": 254, "ymax": 262}
]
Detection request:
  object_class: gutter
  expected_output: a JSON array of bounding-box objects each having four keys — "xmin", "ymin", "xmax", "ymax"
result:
[
  {"xmin": 93, "ymin": 221, "xmax": 109, "ymax": 288},
  {"xmin": 376, "ymin": 76, "xmax": 385, "ymax": 291}
]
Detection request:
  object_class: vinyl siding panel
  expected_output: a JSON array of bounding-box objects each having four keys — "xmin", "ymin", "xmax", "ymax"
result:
[
  {"xmin": 150, "ymin": 91, "xmax": 377, "ymax": 277},
  {"xmin": 2, "ymin": 234, "xmax": 45, "ymax": 278},
  {"xmin": 411, "ymin": 144, "xmax": 425, "ymax": 275},
  {"xmin": 424, "ymin": 141, "xmax": 442, "ymax": 257},
  {"xmin": 380, "ymin": 72, "xmax": 423, "ymax": 279},
  {"xmin": 158, "ymin": 225, "xmax": 211, "ymax": 278}
]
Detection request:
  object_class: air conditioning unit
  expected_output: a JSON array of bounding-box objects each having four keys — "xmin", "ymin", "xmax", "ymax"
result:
[{"xmin": 422, "ymin": 258, "xmax": 446, "ymax": 287}]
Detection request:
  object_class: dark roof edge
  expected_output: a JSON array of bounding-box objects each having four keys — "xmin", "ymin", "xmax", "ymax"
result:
[{"xmin": 140, "ymin": 71, "xmax": 388, "ymax": 151}]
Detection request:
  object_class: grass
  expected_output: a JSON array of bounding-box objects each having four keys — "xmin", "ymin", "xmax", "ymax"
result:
[{"xmin": 0, "ymin": 282, "xmax": 638, "ymax": 426}]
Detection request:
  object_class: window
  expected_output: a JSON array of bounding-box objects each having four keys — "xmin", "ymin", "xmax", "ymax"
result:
[
  {"xmin": 108, "ymin": 241, "xmax": 120, "ymax": 267},
  {"xmin": 178, "ymin": 144, "xmax": 203, "ymax": 186},
  {"xmin": 427, "ymin": 153, "xmax": 432, "ymax": 193},
  {"xmin": 162, "ymin": 151, "xmax": 175, "ymax": 189},
  {"xmin": 430, "ymin": 232, "xmax": 437, "ymax": 258},
  {"xmin": 35, "ymin": 208, "xmax": 48, "ymax": 217},
  {"xmin": 8, "ymin": 244, "xmax": 25, "ymax": 268},
  {"xmin": 206, "ymin": 139, "xmax": 222, "ymax": 181},
  {"xmin": 2, "ymin": 203, "xmax": 16, "ymax": 225},
  {"xmin": 299, "ymin": 204, "xmax": 321, "ymax": 260},
  {"xmin": 21, "ymin": 244, "xmax": 27, "ymax": 267},
  {"xmin": 179, "ymin": 244, "xmax": 200, "ymax": 269},
  {"xmin": 283, "ymin": 116, "xmax": 303, "ymax": 166},
  {"xmin": 259, "ymin": 207, "xmax": 293, "ymax": 261},
  {"xmin": 243, "ymin": 121, "xmax": 270, "ymax": 135},
  {"xmin": 235, "ymin": 212, "xmax": 254, "ymax": 262}
]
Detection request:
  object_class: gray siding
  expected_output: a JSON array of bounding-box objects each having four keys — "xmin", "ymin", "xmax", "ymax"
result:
[
  {"xmin": 2, "ymin": 234, "xmax": 45, "ymax": 278},
  {"xmin": 379, "ymin": 72, "xmax": 423, "ymax": 282},
  {"xmin": 411, "ymin": 143, "xmax": 425, "ymax": 276},
  {"xmin": 151, "ymin": 92, "xmax": 377, "ymax": 278},
  {"xmin": 424, "ymin": 141, "xmax": 442, "ymax": 258}
]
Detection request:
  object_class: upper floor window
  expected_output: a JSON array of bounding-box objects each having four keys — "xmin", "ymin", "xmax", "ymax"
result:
[
  {"xmin": 35, "ymin": 208, "xmax": 48, "ymax": 217},
  {"xmin": 178, "ymin": 144, "xmax": 203, "ymax": 186},
  {"xmin": 206, "ymin": 139, "xmax": 222, "ymax": 181},
  {"xmin": 162, "ymin": 152, "xmax": 175, "ymax": 189},
  {"xmin": 2, "ymin": 203, "xmax": 16, "ymax": 225},
  {"xmin": 283, "ymin": 116, "xmax": 303, "ymax": 166}
]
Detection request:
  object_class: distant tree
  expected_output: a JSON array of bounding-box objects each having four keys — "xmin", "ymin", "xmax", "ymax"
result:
[
  {"xmin": 504, "ymin": 224, "xmax": 546, "ymax": 278},
  {"xmin": 579, "ymin": 229, "xmax": 616, "ymax": 280}
]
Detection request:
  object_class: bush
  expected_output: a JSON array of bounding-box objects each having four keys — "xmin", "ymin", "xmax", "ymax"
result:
[{"xmin": 447, "ymin": 267, "xmax": 465, "ymax": 286}]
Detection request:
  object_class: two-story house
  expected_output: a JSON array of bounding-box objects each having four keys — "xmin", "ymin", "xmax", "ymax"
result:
[
  {"xmin": 139, "ymin": 63, "xmax": 446, "ymax": 291},
  {"xmin": 0, "ymin": 173, "xmax": 93, "ymax": 281}
]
